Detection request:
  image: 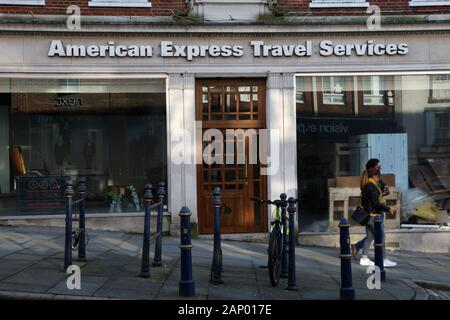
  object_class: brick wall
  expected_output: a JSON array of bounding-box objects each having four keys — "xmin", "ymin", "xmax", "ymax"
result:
[
  {"xmin": 276, "ymin": 0, "xmax": 450, "ymax": 15},
  {"xmin": 0, "ymin": 0, "xmax": 449, "ymax": 17},
  {"xmin": 0, "ymin": 0, "xmax": 186, "ymax": 16}
]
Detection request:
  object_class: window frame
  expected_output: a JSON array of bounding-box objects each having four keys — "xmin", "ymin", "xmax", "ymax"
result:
[
  {"xmin": 295, "ymin": 77, "xmax": 314, "ymax": 115},
  {"xmin": 429, "ymin": 74, "xmax": 450, "ymax": 103},
  {"xmin": 409, "ymin": 0, "xmax": 450, "ymax": 7},
  {"xmin": 0, "ymin": 0, "xmax": 44, "ymax": 5},
  {"xmin": 316, "ymin": 76, "xmax": 354, "ymax": 116},
  {"xmin": 309, "ymin": 0, "xmax": 370, "ymax": 8},
  {"xmin": 88, "ymin": 0, "xmax": 152, "ymax": 8},
  {"xmin": 357, "ymin": 75, "xmax": 395, "ymax": 116}
]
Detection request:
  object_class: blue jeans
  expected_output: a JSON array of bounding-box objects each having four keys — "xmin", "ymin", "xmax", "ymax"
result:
[{"xmin": 354, "ymin": 216, "xmax": 385, "ymax": 257}]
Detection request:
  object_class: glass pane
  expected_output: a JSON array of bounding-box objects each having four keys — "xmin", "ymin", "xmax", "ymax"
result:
[
  {"xmin": 225, "ymin": 93, "xmax": 237, "ymax": 113},
  {"xmin": 322, "ymin": 76, "xmax": 345, "ymax": 105},
  {"xmin": 210, "ymin": 93, "xmax": 222, "ymax": 113},
  {"xmin": 296, "ymin": 73, "xmax": 450, "ymax": 232},
  {"xmin": 296, "ymin": 77, "xmax": 305, "ymax": 103},
  {"xmin": 238, "ymin": 86, "xmax": 251, "ymax": 92},
  {"xmin": 3, "ymin": 78, "xmax": 167, "ymax": 215}
]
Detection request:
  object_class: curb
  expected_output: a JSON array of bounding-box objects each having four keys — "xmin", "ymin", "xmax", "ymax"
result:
[
  {"xmin": 0, "ymin": 290, "xmax": 117, "ymax": 300},
  {"xmin": 400, "ymin": 279, "xmax": 429, "ymax": 300}
]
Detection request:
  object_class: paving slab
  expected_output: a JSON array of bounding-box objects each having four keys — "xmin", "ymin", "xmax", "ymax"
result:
[{"xmin": 0, "ymin": 225, "xmax": 449, "ymax": 300}]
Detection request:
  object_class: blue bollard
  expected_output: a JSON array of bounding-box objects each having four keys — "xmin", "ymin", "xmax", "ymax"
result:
[
  {"xmin": 374, "ymin": 215, "xmax": 386, "ymax": 282},
  {"xmin": 64, "ymin": 179, "xmax": 75, "ymax": 270},
  {"xmin": 77, "ymin": 177, "xmax": 87, "ymax": 262},
  {"xmin": 339, "ymin": 217, "xmax": 355, "ymax": 300},
  {"xmin": 179, "ymin": 206, "xmax": 195, "ymax": 297},
  {"xmin": 153, "ymin": 182, "xmax": 166, "ymax": 267},
  {"xmin": 139, "ymin": 184, "xmax": 153, "ymax": 278},
  {"xmin": 286, "ymin": 197, "xmax": 298, "ymax": 291},
  {"xmin": 210, "ymin": 187, "xmax": 223, "ymax": 285},
  {"xmin": 280, "ymin": 193, "xmax": 289, "ymax": 279}
]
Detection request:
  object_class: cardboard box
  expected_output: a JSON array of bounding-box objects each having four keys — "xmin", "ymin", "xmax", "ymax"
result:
[{"xmin": 415, "ymin": 210, "xmax": 449, "ymax": 225}]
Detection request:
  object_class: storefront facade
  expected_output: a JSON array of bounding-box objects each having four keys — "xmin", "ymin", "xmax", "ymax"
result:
[{"xmin": 1, "ymin": 1, "xmax": 450, "ymax": 235}]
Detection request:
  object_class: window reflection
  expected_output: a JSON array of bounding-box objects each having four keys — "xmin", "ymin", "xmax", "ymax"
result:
[
  {"xmin": 0, "ymin": 79, "xmax": 167, "ymax": 216},
  {"xmin": 296, "ymin": 73, "xmax": 450, "ymax": 232}
]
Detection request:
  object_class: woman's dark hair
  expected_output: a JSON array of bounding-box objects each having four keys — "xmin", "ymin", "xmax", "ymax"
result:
[{"xmin": 365, "ymin": 158, "xmax": 380, "ymax": 170}]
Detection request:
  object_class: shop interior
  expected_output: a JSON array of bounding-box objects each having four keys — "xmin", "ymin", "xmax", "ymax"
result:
[
  {"xmin": 296, "ymin": 75, "xmax": 450, "ymax": 232},
  {"xmin": 0, "ymin": 78, "xmax": 167, "ymax": 216}
]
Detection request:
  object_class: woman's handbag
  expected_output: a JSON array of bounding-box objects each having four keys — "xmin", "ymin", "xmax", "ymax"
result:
[{"xmin": 351, "ymin": 206, "xmax": 370, "ymax": 226}]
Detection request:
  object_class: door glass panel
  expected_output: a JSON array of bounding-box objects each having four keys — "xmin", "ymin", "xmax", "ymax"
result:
[{"xmin": 210, "ymin": 93, "xmax": 222, "ymax": 113}]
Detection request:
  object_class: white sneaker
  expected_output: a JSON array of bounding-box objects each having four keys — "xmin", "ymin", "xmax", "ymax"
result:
[
  {"xmin": 384, "ymin": 258, "xmax": 397, "ymax": 267},
  {"xmin": 359, "ymin": 257, "xmax": 375, "ymax": 266}
]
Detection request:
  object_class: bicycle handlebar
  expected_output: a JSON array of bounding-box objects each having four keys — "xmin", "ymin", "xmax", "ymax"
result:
[{"xmin": 250, "ymin": 197, "xmax": 298, "ymax": 206}]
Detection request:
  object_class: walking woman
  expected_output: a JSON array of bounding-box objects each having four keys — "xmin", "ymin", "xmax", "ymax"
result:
[{"xmin": 351, "ymin": 166, "xmax": 397, "ymax": 267}]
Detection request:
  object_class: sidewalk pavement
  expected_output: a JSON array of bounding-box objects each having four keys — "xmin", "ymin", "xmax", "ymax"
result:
[{"xmin": 0, "ymin": 225, "xmax": 449, "ymax": 300}]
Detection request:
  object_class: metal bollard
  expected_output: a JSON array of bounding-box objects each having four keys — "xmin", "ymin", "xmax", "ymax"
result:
[
  {"xmin": 179, "ymin": 206, "xmax": 195, "ymax": 297},
  {"xmin": 139, "ymin": 184, "xmax": 153, "ymax": 278},
  {"xmin": 280, "ymin": 193, "xmax": 289, "ymax": 279},
  {"xmin": 153, "ymin": 182, "xmax": 166, "ymax": 267},
  {"xmin": 77, "ymin": 177, "xmax": 87, "ymax": 262},
  {"xmin": 64, "ymin": 179, "xmax": 75, "ymax": 270},
  {"xmin": 210, "ymin": 187, "xmax": 223, "ymax": 285},
  {"xmin": 339, "ymin": 217, "xmax": 355, "ymax": 300},
  {"xmin": 286, "ymin": 197, "xmax": 298, "ymax": 290},
  {"xmin": 374, "ymin": 215, "xmax": 386, "ymax": 282}
]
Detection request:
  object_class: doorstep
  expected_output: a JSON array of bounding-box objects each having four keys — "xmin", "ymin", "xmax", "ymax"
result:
[{"xmin": 198, "ymin": 233, "xmax": 268, "ymax": 243}]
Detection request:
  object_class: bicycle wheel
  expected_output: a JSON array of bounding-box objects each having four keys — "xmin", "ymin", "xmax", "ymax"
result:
[
  {"xmin": 268, "ymin": 226, "xmax": 283, "ymax": 287},
  {"xmin": 72, "ymin": 230, "xmax": 80, "ymax": 251}
]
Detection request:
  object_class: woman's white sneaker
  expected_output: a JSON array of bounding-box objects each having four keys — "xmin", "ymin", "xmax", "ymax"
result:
[
  {"xmin": 383, "ymin": 258, "xmax": 397, "ymax": 267},
  {"xmin": 359, "ymin": 257, "xmax": 375, "ymax": 266}
]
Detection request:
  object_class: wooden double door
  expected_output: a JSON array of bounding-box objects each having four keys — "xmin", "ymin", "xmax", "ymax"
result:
[{"xmin": 196, "ymin": 79, "xmax": 268, "ymax": 234}]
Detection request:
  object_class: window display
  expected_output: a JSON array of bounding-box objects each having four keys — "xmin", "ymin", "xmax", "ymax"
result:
[
  {"xmin": 0, "ymin": 78, "xmax": 167, "ymax": 216},
  {"xmin": 296, "ymin": 74, "xmax": 450, "ymax": 231}
]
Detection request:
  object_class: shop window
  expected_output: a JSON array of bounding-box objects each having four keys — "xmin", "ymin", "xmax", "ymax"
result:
[
  {"xmin": 0, "ymin": 78, "xmax": 167, "ymax": 216},
  {"xmin": 429, "ymin": 74, "xmax": 450, "ymax": 103},
  {"xmin": 0, "ymin": 0, "xmax": 44, "ymax": 5},
  {"xmin": 409, "ymin": 0, "xmax": 450, "ymax": 7},
  {"xmin": 88, "ymin": 0, "xmax": 151, "ymax": 7},
  {"xmin": 316, "ymin": 76, "xmax": 353, "ymax": 115},
  {"xmin": 310, "ymin": 0, "xmax": 370, "ymax": 8}
]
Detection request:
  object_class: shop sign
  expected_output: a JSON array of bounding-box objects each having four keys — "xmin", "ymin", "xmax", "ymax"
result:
[
  {"xmin": 16, "ymin": 176, "xmax": 66, "ymax": 214},
  {"xmin": 298, "ymin": 117, "xmax": 400, "ymax": 140},
  {"xmin": 48, "ymin": 39, "xmax": 408, "ymax": 61},
  {"xmin": 55, "ymin": 97, "xmax": 83, "ymax": 107}
]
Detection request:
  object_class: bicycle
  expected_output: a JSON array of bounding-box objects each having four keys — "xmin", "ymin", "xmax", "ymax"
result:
[
  {"xmin": 72, "ymin": 229, "xmax": 89, "ymax": 251},
  {"xmin": 251, "ymin": 196, "xmax": 287, "ymax": 287}
]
